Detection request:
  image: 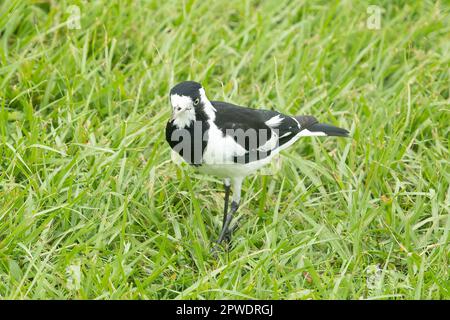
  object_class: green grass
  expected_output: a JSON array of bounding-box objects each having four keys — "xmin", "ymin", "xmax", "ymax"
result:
[{"xmin": 0, "ymin": 0, "xmax": 449, "ymax": 299}]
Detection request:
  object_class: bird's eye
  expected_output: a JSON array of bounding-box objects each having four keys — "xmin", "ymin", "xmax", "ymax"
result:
[{"xmin": 194, "ymin": 98, "xmax": 200, "ymax": 106}]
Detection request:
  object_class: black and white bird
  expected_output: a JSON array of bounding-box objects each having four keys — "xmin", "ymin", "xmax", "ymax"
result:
[{"xmin": 165, "ymin": 81, "xmax": 349, "ymax": 249}]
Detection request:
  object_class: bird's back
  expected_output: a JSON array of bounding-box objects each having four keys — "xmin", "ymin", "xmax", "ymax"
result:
[{"xmin": 211, "ymin": 101, "xmax": 302, "ymax": 144}]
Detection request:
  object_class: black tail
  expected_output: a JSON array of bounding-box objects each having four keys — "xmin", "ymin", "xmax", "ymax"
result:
[{"xmin": 309, "ymin": 123, "xmax": 349, "ymax": 137}]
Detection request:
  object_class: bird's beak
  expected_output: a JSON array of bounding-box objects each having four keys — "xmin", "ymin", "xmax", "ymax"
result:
[{"xmin": 172, "ymin": 106, "xmax": 189, "ymax": 118}]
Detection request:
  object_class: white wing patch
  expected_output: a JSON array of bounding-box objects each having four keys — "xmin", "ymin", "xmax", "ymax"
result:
[
  {"xmin": 279, "ymin": 132, "xmax": 292, "ymax": 138},
  {"xmin": 265, "ymin": 115, "xmax": 284, "ymax": 128},
  {"xmin": 291, "ymin": 116, "xmax": 301, "ymax": 129},
  {"xmin": 297, "ymin": 129, "xmax": 327, "ymax": 137}
]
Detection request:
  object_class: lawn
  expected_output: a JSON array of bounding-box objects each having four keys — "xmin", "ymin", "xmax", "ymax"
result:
[{"xmin": 0, "ymin": 0, "xmax": 449, "ymax": 299}]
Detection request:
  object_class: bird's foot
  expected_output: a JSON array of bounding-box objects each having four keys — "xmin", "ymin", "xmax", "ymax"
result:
[
  {"xmin": 210, "ymin": 241, "xmax": 226, "ymax": 257},
  {"xmin": 214, "ymin": 219, "xmax": 241, "ymax": 251},
  {"xmin": 223, "ymin": 228, "xmax": 233, "ymax": 243},
  {"xmin": 210, "ymin": 228, "xmax": 232, "ymax": 256},
  {"xmin": 224, "ymin": 217, "xmax": 242, "ymax": 242}
]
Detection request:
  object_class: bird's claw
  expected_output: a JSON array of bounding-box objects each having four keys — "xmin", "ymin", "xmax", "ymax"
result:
[
  {"xmin": 210, "ymin": 241, "xmax": 225, "ymax": 257},
  {"xmin": 223, "ymin": 229, "xmax": 232, "ymax": 243},
  {"xmin": 210, "ymin": 229, "xmax": 232, "ymax": 256}
]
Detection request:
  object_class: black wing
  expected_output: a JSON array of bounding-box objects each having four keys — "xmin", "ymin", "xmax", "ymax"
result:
[{"xmin": 211, "ymin": 101, "xmax": 301, "ymax": 163}]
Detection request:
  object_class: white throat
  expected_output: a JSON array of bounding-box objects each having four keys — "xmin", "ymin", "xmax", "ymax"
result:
[
  {"xmin": 171, "ymin": 94, "xmax": 196, "ymax": 128},
  {"xmin": 172, "ymin": 108, "xmax": 196, "ymax": 128}
]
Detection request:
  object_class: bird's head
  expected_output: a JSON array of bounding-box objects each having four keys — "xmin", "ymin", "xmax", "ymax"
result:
[{"xmin": 169, "ymin": 81, "xmax": 215, "ymax": 128}]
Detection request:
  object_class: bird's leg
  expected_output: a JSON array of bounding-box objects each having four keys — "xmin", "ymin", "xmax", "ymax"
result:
[
  {"xmin": 222, "ymin": 179, "xmax": 230, "ymax": 227},
  {"xmin": 226, "ymin": 215, "xmax": 242, "ymax": 240},
  {"xmin": 215, "ymin": 177, "xmax": 242, "ymax": 246},
  {"xmin": 217, "ymin": 201, "xmax": 239, "ymax": 244}
]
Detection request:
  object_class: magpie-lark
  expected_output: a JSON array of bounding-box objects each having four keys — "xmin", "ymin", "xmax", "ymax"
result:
[{"xmin": 165, "ymin": 81, "xmax": 349, "ymax": 249}]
